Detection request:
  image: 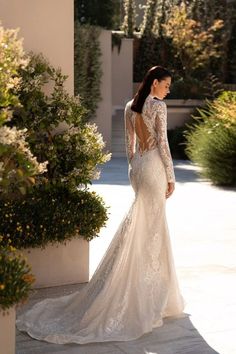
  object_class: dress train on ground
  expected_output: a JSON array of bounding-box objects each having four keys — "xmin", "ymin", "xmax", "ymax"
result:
[{"xmin": 16, "ymin": 147, "xmax": 185, "ymax": 344}]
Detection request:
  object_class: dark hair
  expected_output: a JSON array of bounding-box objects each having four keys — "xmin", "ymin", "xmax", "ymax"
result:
[{"xmin": 131, "ymin": 66, "xmax": 172, "ymax": 113}]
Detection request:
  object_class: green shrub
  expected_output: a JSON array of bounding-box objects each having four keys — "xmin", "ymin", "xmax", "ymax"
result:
[
  {"xmin": 0, "ymin": 25, "xmax": 47, "ymax": 198},
  {"xmin": 185, "ymin": 91, "xmax": 236, "ymax": 186},
  {"xmin": 1, "ymin": 36, "xmax": 110, "ymax": 249},
  {"xmin": 0, "ymin": 24, "xmax": 25, "ymax": 124},
  {"xmin": 0, "ymin": 240, "xmax": 34, "ymax": 311},
  {"xmin": 11, "ymin": 53, "xmax": 110, "ymax": 190},
  {"xmin": 2, "ymin": 52, "xmax": 110, "ymax": 249},
  {"xmin": 0, "ymin": 185, "xmax": 109, "ymax": 249}
]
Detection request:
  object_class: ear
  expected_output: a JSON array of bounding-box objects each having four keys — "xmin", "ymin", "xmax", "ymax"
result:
[{"xmin": 153, "ymin": 79, "xmax": 159, "ymax": 87}]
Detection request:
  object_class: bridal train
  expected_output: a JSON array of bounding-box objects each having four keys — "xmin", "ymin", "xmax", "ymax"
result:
[{"xmin": 16, "ymin": 94, "xmax": 185, "ymax": 344}]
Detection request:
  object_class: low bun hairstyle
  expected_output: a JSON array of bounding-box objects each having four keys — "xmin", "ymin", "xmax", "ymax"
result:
[{"xmin": 131, "ymin": 66, "xmax": 172, "ymax": 113}]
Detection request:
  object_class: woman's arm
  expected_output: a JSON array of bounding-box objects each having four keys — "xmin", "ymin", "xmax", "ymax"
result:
[{"xmin": 154, "ymin": 101, "xmax": 175, "ymax": 183}]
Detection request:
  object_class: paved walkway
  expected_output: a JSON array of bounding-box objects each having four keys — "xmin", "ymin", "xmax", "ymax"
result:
[{"xmin": 16, "ymin": 158, "xmax": 236, "ymax": 354}]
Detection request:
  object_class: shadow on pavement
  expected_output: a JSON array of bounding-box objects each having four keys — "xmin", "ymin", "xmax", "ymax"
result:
[{"xmin": 112, "ymin": 314, "xmax": 220, "ymax": 354}]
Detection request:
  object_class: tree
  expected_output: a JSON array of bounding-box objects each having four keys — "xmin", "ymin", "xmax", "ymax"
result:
[
  {"xmin": 163, "ymin": 2, "xmax": 224, "ymax": 78},
  {"xmin": 189, "ymin": 0, "xmax": 236, "ymax": 82}
]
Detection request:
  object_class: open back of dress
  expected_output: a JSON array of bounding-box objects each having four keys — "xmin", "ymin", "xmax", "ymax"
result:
[
  {"xmin": 125, "ymin": 95, "xmax": 175, "ymax": 183},
  {"xmin": 134, "ymin": 112, "xmax": 157, "ymax": 154}
]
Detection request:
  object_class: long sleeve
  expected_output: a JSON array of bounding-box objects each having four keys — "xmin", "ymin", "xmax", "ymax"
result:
[
  {"xmin": 154, "ymin": 101, "xmax": 175, "ymax": 183},
  {"xmin": 124, "ymin": 103, "xmax": 136, "ymax": 163}
]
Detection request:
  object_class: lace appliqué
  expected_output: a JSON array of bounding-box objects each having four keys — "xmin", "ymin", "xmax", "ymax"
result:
[
  {"xmin": 151, "ymin": 100, "xmax": 175, "ymax": 183},
  {"xmin": 124, "ymin": 102, "xmax": 136, "ymax": 163},
  {"xmin": 83, "ymin": 204, "xmax": 134, "ymax": 334}
]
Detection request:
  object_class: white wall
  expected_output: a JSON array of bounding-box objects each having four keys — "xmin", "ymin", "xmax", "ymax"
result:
[
  {"xmin": 0, "ymin": 0, "xmax": 74, "ymax": 94},
  {"xmin": 112, "ymin": 38, "xmax": 133, "ymax": 109}
]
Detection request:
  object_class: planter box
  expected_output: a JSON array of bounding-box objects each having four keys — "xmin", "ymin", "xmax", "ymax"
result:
[
  {"xmin": 0, "ymin": 307, "xmax": 16, "ymax": 354},
  {"xmin": 20, "ymin": 238, "xmax": 89, "ymax": 289}
]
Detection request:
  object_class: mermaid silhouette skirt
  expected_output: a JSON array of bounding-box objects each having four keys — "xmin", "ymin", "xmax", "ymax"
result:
[{"xmin": 16, "ymin": 147, "xmax": 185, "ymax": 344}]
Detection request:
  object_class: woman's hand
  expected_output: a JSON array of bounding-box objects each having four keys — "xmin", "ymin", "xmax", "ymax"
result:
[{"xmin": 166, "ymin": 182, "xmax": 175, "ymax": 199}]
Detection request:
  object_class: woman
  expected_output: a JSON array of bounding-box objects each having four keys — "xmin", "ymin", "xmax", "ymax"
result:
[{"xmin": 16, "ymin": 66, "xmax": 185, "ymax": 344}]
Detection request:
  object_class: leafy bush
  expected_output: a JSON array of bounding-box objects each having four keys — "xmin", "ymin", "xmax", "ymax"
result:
[
  {"xmin": 0, "ymin": 23, "xmax": 25, "ymax": 124},
  {"xmin": 0, "ymin": 126, "xmax": 47, "ymax": 197},
  {"xmin": 1, "ymin": 44, "xmax": 110, "ymax": 249},
  {"xmin": 0, "ymin": 25, "xmax": 47, "ymax": 198},
  {"xmin": 11, "ymin": 53, "xmax": 110, "ymax": 190},
  {"xmin": 185, "ymin": 91, "xmax": 236, "ymax": 186},
  {"xmin": 0, "ymin": 240, "xmax": 34, "ymax": 311},
  {"xmin": 0, "ymin": 185, "xmax": 109, "ymax": 249}
]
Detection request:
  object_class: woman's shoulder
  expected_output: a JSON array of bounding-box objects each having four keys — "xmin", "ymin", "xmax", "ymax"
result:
[
  {"xmin": 145, "ymin": 95, "xmax": 167, "ymax": 113},
  {"xmin": 150, "ymin": 96, "xmax": 166, "ymax": 107},
  {"xmin": 124, "ymin": 99, "xmax": 134, "ymax": 116},
  {"xmin": 125, "ymin": 99, "xmax": 134, "ymax": 110}
]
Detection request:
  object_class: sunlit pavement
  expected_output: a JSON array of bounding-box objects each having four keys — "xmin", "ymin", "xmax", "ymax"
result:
[{"xmin": 16, "ymin": 158, "xmax": 236, "ymax": 354}]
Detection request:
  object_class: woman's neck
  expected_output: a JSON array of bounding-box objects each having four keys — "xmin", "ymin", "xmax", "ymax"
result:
[{"xmin": 150, "ymin": 87, "xmax": 162, "ymax": 100}]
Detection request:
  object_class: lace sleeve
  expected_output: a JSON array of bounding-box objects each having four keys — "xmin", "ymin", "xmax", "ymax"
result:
[
  {"xmin": 124, "ymin": 103, "xmax": 136, "ymax": 163},
  {"xmin": 154, "ymin": 101, "xmax": 175, "ymax": 183}
]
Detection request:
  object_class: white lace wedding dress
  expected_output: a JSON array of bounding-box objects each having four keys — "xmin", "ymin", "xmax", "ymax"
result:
[{"xmin": 16, "ymin": 94, "xmax": 185, "ymax": 344}]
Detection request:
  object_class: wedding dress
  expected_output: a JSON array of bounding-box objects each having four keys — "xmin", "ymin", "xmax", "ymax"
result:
[{"xmin": 16, "ymin": 94, "xmax": 185, "ymax": 344}]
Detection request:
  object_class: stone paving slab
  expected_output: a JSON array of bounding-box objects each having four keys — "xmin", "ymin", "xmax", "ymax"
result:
[{"xmin": 16, "ymin": 158, "xmax": 236, "ymax": 354}]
